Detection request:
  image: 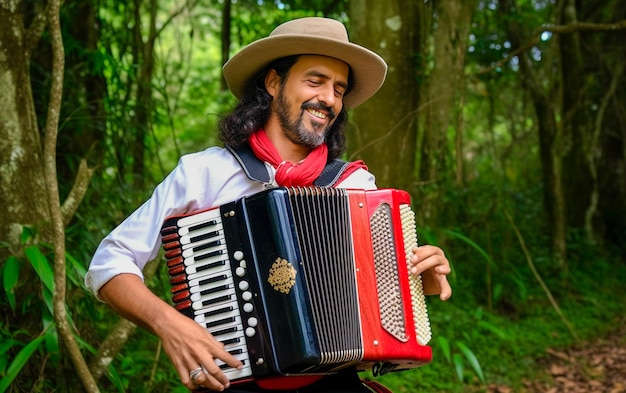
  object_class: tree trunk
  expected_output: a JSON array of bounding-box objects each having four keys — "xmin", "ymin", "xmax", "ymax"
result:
[
  {"xmin": 558, "ymin": 0, "xmax": 594, "ymax": 235},
  {"xmin": 63, "ymin": 0, "xmax": 107, "ymax": 172},
  {"xmin": 0, "ymin": 2, "xmax": 50, "ymax": 257},
  {"xmin": 129, "ymin": 0, "xmax": 158, "ymax": 189},
  {"xmin": 559, "ymin": 0, "xmax": 626, "ymax": 247},
  {"xmin": 587, "ymin": 0, "xmax": 626, "ymax": 251},
  {"xmin": 500, "ymin": 0, "xmax": 568, "ymax": 263},
  {"xmin": 417, "ymin": 0, "xmax": 477, "ymax": 224},
  {"xmin": 419, "ymin": 0, "xmax": 477, "ymax": 185},
  {"xmin": 347, "ymin": 0, "xmax": 422, "ymax": 191}
]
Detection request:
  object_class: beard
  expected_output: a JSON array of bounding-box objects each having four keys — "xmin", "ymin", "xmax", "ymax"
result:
[{"xmin": 274, "ymin": 88, "xmax": 336, "ymax": 149}]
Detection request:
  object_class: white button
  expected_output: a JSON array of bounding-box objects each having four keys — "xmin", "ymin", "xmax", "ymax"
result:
[
  {"xmin": 243, "ymin": 303, "xmax": 253, "ymax": 313},
  {"xmin": 234, "ymin": 251, "xmax": 244, "ymax": 261},
  {"xmin": 240, "ymin": 260, "xmax": 247, "ymax": 269},
  {"xmin": 245, "ymin": 327, "xmax": 256, "ymax": 337},
  {"xmin": 242, "ymin": 291, "xmax": 252, "ymax": 301},
  {"xmin": 235, "ymin": 267, "xmax": 246, "ymax": 277},
  {"xmin": 247, "ymin": 317, "xmax": 258, "ymax": 327},
  {"xmin": 239, "ymin": 281, "xmax": 249, "ymax": 291}
]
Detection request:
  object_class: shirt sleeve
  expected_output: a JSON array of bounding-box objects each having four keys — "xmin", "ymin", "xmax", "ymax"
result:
[{"xmin": 84, "ymin": 155, "xmax": 203, "ymax": 299}]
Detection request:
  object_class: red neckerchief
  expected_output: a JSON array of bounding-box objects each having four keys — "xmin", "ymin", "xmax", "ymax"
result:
[
  {"xmin": 249, "ymin": 130, "xmax": 328, "ymax": 186},
  {"xmin": 248, "ymin": 129, "xmax": 369, "ymax": 187}
]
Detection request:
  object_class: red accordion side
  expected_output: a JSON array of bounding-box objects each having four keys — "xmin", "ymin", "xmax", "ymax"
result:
[{"xmin": 349, "ymin": 189, "xmax": 432, "ymax": 374}]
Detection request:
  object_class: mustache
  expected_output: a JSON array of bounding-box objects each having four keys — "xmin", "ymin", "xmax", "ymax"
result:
[{"xmin": 301, "ymin": 102, "xmax": 336, "ymax": 120}]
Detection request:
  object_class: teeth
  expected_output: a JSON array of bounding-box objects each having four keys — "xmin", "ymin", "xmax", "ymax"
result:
[{"xmin": 307, "ymin": 109, "xmax": 327, "ymax": 119}]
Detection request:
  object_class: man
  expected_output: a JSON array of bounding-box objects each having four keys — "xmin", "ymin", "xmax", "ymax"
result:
[{"xmin": 86, "ymin": 17, "xmax": 452, "ymax": 392}]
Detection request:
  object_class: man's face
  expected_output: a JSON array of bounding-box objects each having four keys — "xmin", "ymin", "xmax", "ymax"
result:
[{"xmin": 270, "ymin": 55, "xmax": 349, "ymax": 149}]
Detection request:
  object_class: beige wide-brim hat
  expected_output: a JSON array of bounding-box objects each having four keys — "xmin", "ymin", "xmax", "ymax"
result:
[{"xmin": 223, "ymin": 17, "xmax": 388, "ymax": 109}]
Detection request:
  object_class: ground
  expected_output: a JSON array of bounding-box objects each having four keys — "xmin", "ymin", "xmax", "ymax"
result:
[{"xmin": 486, "ymin": 323, "xmax": 626, "ymax": 393}]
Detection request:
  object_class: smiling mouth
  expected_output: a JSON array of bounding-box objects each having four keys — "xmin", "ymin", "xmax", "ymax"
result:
[{"xmin": 306, "ymin": 108, "xmax": 328, "ymax": 120}]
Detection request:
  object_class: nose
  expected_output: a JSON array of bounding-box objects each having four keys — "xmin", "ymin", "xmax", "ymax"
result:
[{"xmin": 317, "ymin": 83, "xmax": 337, "ymax": 108}]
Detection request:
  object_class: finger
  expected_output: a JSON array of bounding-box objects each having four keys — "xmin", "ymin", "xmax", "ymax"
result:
[
  {"xmin": 437, "ymin": 275, "xmax": 453, "ymax": 300},
  {"xmin": 188, "ymin": 366, "xmax": 204, "ymax": 389},
  {"xmin": 178, "ymin": 364, "xmax": 203, "ymax": 391},
  {"xmin": 202, "ymin": 334, "xmax": 244, "ymax": 371},
  {"xmin": 190, "ymin": 364, "xmax": 229, "ymax": 392},
  {"xmin": 196, "ymin": 342, "xmax": 244, "ymax": 390},
  {"xmin": 411, "ymin": 246, "xmax": 448, "ymax": 272},
  {"xmin": 410, "ymin": 255, "xmax": 443, "ymax": 275},
  {"xmin": 410, "ymin": 246, "xmax": 435, "ymax": 268},
  {"xmin": 411, "ymin": 259, "xmax": 438, "ymax": 276},
  {"xmin": 169, "ymin": 351, "xmax": 200, "ymax": 390},
  {"xmin": 413, "ymin": 245, "xmax": 445, "ymax": 261},
  {"xmin": 179, "ymin": 348, "xmax": 228, "ymax": 391}
]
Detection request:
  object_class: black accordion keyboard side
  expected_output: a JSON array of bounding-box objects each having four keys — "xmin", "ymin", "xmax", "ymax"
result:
[{"xmin": 235, "ymin": 188, "xmax": 323, "ymax": 374}]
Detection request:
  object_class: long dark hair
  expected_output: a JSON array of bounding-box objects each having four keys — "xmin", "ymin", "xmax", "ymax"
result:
[{"xmin": 218, "ymin": 55, "xmax": 352, "ymax": 161}]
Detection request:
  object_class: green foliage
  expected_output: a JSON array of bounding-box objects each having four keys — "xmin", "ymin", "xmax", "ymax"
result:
[
  {"xmin": 2, "ymin": 257, "xmax": 19, "ymax": 312},
  {"xmin": 0, "ymin": 333, "xmax": 46, "ymax": 393},
  {"xmin": 454, "ymin": 340, "xmax": 485, "ymax": 383},
  {"xmin": 434, "ymin": 336, "xmax": 486, "ymax": 384},
  {"xmin": 0, "ymin": 229, "xmax": 57, "ymax": 392}
]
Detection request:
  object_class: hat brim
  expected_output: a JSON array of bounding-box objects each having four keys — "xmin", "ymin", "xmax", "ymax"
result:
[{"xmin": 223, "ymin": 34, "xmax": 387, "ymax": 109}]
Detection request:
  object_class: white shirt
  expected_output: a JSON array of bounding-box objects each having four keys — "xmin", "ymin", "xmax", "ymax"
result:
[{"xmin": 85, "ymin": 146, "xmax": 376, "ymax": 298}]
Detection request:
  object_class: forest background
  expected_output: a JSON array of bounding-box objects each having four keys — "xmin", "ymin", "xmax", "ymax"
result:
[{"xmin": 1, "ymin": 0, "xmax": 625, "ymax": 392}]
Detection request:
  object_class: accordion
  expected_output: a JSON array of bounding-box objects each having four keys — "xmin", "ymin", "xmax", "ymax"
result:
[{"xmin": 160, "ymin": 187, "xmax": 432, "ymax": 386}]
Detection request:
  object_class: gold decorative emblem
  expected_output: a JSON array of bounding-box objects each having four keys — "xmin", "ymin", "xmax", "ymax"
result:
[{"xmin": 267, "ymin": 257, "xmax": 297, "ymax": 294}]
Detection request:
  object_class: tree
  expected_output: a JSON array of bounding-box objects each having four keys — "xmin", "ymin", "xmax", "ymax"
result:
[
  {"xmin": 1, "ymin": 0, "xmax": 97, "ymax": 391},
  {"xmin": 417, "ymin": 0, "xmax": 478, "ymax": 227},
  {"xmin": 420, "ymin": 0, "xmax": 478, "ymax": 187},
  {"xmin": 556, "ymin": 0, "xmax": 626, "ymax": 247},
  {"xmin": 499, "ymin": 0, "xmax": 568, "ymax": 263},
  {"xmin": 0, "ymin": 0, "xmax": 50, "ymax": 258},
  {"xmin": 348, "ymin": 0, "xmax": 477, "ymax": 226},
  {"xmin": 347, "ymin": 0, "xmax": 423, "ymax": 191},
  {"xmin": 499, "ymin": 0, "xmax": 626, "ymax": 261}
]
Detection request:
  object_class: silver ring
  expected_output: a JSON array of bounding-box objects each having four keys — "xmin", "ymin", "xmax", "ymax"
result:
[{"xmin": 189, "ymin": 366, "xmax": 204, "ymax": 382}]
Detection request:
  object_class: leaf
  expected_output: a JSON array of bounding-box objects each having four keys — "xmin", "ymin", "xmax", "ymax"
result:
[
  {"xmin": 442, "ymin": 229, "xmax": 495, "ymax": 268},
  {"xmin": 41, "ymin": 283, "xmax": 54, "ymax": 316},
  {"xmin": 492, "ymin": 282, "xmax": 503, "ymax": 303},
  {"xmin": 20, "ymin": 227, "xmax": 34, "ymax": 245},
  {"xmin": 73, "ymin": 335, "xmax": 97, "ymax": 355},
  {"xmin": 42, "ymin": 313, "xmax": 60, "ymax": 363},
  {"xmin": 107, "ymin": 363, "xmax": 127, "ymax": 393},
  {"xmin": 24, "ymin": 246, "xmax": 54, "ymax": 294},
  {"xmin": 0, "ymin": 357, "xmax": 6, "ymax": 375},
  {"xmin": 437, "ymin": 335, "xmax": 452, "ymax": 363},
  {"xmin": 0, "ymin": 339, "xmax": 21, "ymax": 357},
  {"xmin": 456, "ymin": 341, "xmax": 486, "ymax": 383},
  {"xmin": 509, "ymin": 273, "xmax": 529, "ymax": 301},
  {"xmin": 65, "ymin": 251, "xmax": 87, "ymax": 288},
  {"xmin": 452, "ymin": 353, "xmax": 465, "ymax": 382},
  {"xmin": 2, "ymin": 256, "xmax": 20, "ymax": 312},
  {"xmin": 477, "ymin": 320, "xmax": 508, "ymax": 339},
  {"xmin": 0, "ymin": 335, "xmax": 45, "ymax": 393}
]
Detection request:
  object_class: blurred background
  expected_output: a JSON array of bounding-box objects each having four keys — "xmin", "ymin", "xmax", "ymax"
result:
[{"xmin": 1, "ymin": 0, "xmax": 625, "ymax": 392}]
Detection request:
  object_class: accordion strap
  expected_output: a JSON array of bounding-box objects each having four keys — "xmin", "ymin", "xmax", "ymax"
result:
[
  {"xmin": 226, "ymin": 144, "xmax": 272, "ymax": 184},
  {"xmin": 226, "ymin": 143, "xmax": 350, "ymax": 187}
]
